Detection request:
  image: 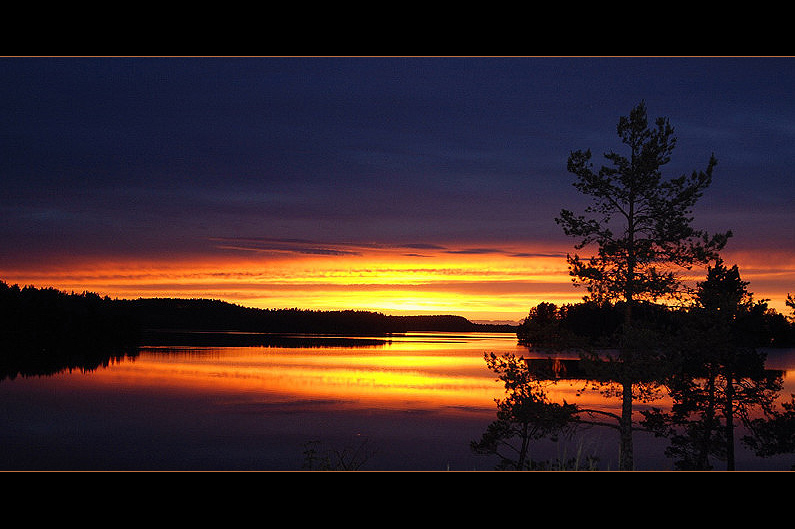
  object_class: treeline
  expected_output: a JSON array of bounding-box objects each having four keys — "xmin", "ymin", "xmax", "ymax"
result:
[
  {"xmin": 0, "ymin": 281, "xmax": 141, "ymax": 379},
  {"xmin": 0, "ymin": 280, "xmax": 517, "ymax": 376},
  {"xmin": 517, "ymin": 299, "xmax": 795, "ymax": 350},
  {"xmin": 0, "ymin": 279, "xmax": 514, "ymax": 354},
  {"xmin": 121, "ymin": 297, "xmax": 513, "ymax": 334}
]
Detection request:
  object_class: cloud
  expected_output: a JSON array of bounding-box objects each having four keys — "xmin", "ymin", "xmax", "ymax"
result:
[
  {"xmin": 444, "ymin": 248, "xmax": 503, "ymax": 255},
  {"xmin": 210, "ymin": 237, "xmax": 454, "ymax": 256},
  {"xmin": 399, "ymin": 243, "xmax": 448, "ymax": 250},
  {"xmin": 209, "ymin": 237, "xmax": 364, "ymax": 256},
  {"xmin": 209, "ymin": 237, "xmax": 569, "ymax": 261},
  {"xmin": 510, "ymin": 252, "xmax": 568, "ymax": 258},
  {"xmin": 444, "ymin": 247, "xmax": 566, "ymax": 259}
]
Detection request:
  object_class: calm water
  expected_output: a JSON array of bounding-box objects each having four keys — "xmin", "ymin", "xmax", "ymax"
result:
[{"xmin": 1, "ymin": 332, "xmax": 793, "ymax": 471}]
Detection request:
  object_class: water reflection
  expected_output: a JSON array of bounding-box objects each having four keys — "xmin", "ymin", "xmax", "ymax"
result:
[
  {"xmin": 475, "ymin": 347, "xmax": 794, "ymax": 471},
  {"xmin": 85, "ymin": 333, "xmax": 520, "ymax": 413},
  {"xmin": 0, "ymin": 332, "xmax": 521, "ymax": 470},
  {"xmin": 0, "ymin": 332, "xmax": 793, "ymax": 470}
]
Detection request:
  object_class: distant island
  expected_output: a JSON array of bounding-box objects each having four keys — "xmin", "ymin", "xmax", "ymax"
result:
[{"xmin": 125, "ymin": 297, "xmax": 517, "ymax": 346}]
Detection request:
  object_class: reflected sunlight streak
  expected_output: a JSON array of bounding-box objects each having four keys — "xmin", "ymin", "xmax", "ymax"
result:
[{"xmin": 80, "ymin": 345, "xmax": 507, "ymax": 412}]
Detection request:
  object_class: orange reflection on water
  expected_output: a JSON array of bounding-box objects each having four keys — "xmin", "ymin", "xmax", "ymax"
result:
[
  {"xmin": 79, "ymin": 335, "xmax": 523, "ymax": 415},
  {"xmin": 59, "ymin": 335, "xmax": 793, "ymax": 426},
  {"xmin": 74, "ymin": 333, "xmax": 643, "ymax": 417}
]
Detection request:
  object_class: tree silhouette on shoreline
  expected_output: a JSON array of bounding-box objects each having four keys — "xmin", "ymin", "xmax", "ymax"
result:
[
  {"xmin": 472, "ymin": 101, "xmax": 794, "ymax": 471},
  {"xmin": 640, "ymin": 260, "xmax": 785, "ymax": 470},
  {"xmin": 471, "ymin": 352, "xmax": 585, "ymax": 470},
  {"xmin": 554, "ymin": 101, "xmax": 732, "ymax": 470}
]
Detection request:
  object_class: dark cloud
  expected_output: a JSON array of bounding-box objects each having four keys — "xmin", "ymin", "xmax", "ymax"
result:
[
  {"xmin": 1, "ymin": 57, "xmax": 793, "ymax": 262},
  {"xmin": 445, "ymin": 248, "xmax": 505, "ymax": 255},
  {"xmin": 207, "ymin": 237, "xmax": 456, "ymax": 257},
  {"xmin": 399, "ymin": 243, "xmax": 448, "ymax": 250}
]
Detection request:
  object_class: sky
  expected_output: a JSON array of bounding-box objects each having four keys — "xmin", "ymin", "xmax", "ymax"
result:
[{"xmin": 1, "ymin": 56, "xmax": 793, "ymax": 323}]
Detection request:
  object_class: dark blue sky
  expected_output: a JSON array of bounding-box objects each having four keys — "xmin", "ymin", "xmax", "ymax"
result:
[{"xmin": 1, "ymin": 57, "xmax": 793, "ymax": 266}]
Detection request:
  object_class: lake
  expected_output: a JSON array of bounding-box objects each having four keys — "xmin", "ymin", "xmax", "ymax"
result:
[{"xmin": 1, "ymin": 332, "xmax": 793, "ymax": 471}]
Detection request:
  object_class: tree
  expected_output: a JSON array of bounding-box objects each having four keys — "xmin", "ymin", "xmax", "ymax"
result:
[
  {"xmin": 557, "ymin": 101, "xmax": 731, "ymax": 311},
  {"xmin": 642, "ymin": 260, "xmax": 784, "ymax": 470},
  {"xmin": 471, "ymin": 352, "xmax": 583, "ymax": 470},
  {"xmin": 741, "ymin": 289, "xmax": 795, "ymax": 467},
  {"xmin": 555, "ymin": 102, "xmax": 732, "ymax": 470},
  {"xmin": 516, "ymin": 302, "xmax": 568, "ymax": 350},
  {"xmin": 744, "ymin": 394, "xmax": 795, "ymax": 469}
]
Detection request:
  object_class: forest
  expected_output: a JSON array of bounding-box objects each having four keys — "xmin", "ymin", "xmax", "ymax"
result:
[
  {"xmin": 517, "ymin": 296, "xmax": 795, "ymax": 350},
  {"xmin": 0, "ymin": 280, "xmax": 141, "ymax": 379},
  {"xmin": 122, "ymin": 296, "xmax": 514, "ymax": 334}
]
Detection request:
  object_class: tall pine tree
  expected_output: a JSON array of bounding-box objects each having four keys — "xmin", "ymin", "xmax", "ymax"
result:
[{"xmin": 556, "ymin": 102, "xmax": 732, "ymax": 470}]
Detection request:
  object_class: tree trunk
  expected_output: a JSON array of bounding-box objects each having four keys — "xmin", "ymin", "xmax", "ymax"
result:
[
  {"xmin": 698, "ymin": 373, "xmax": 718, "ymax": 469},
  {"xmin": 517, "ymin": 422, "xmax": 530, "ymax": 470},
  {"xmin": 619, "ymin": 379, "xmax": 634, "ymax": 470},
  {"xmin": 620, "ymin": 207, "xmax": 636, "ymax": 471},
  {"xmin": 725, "ymin": 373, "xmax": 736, "ymax": 470}
]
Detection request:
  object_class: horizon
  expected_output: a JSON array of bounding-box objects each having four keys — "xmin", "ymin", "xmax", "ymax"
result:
[
  {"xmin": 1, "ymin": 57, "xmax": 793, "ymax": 320},
  {"xmin": 3, "ymin": 243, "xmax": 791, "ymax": 324},
  {"xmin": 5, "ymin": 246, "xmax": 792, "ymax": 322}
]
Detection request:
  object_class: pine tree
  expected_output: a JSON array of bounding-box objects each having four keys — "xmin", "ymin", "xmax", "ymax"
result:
[{"xmin": 556, "ymin": 102, "xmax": 732, "ymax": 470}]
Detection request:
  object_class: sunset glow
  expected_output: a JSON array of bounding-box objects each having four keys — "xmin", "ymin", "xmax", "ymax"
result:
[
  {"xmin": 3, "ymin": 243, "xmax": 793, "ymax": 322},
  {"xmin": 3, "ymin": 57, "xmax": 795, "ymax": 472},
  {"xmin": 2, "ymin": 58, "xmax": 794, "ymax": 323},
  {"xmin": 0, "ymin": 241, "xmax": 579, "ymax": 322}
]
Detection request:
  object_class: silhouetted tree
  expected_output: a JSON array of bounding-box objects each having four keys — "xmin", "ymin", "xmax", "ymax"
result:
[
  {"xmin": 642, "ymin": 260, "xmax": 784, "ymax": 470},
  {"xmin": 555, "ymin": 102, "xmax": 732, "ymax": 470},
  {"xmin": 743, "ymin": 394, "xmax": 795, "ymax": 469},
  {"xmin": 0, "ymin": 280, "xmax": 141, "ymax": 379},
  {"xmin": 516, "ymin": 302, "xmax": 570, "ymax": 350},
  {"xmin": 557, "ymin": 101, "xmax": 731, "ymax": 311},
  {"xmin": 472, "ymin": 352, "xmax": 583, "ymax": 470}
]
